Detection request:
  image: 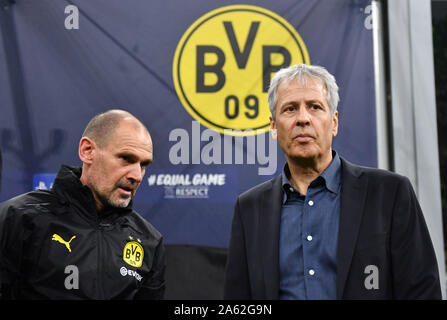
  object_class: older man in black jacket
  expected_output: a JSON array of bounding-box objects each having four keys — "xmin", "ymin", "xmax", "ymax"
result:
[{"xmin": 0, "ymin": 110, "xmax": 165, "ymax": 299}]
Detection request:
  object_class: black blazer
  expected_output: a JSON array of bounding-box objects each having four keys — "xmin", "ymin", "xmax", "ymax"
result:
[{"xmin": 224, "ymin": 157, "xmax": 441, "ymax": 299}]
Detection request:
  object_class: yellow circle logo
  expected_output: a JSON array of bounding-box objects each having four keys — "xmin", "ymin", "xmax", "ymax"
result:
[
  {"xmin": 173, "ymin": 5, "xmax": 310, "ymax": 136},
  {"xmin": 123, "ymin": 241, "xmax": 144, "ymax": 268}
]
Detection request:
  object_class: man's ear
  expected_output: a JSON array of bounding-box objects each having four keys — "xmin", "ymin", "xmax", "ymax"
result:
[
  {"xmin": 270, "ymin": 116, "xmax": 277, "ymax": 140},
  {"xmin": 78, "ymin": 137, "xmax": 96, "ymax": 165},
  {"xmin": 332, "ymin": 110, "xmax": 339, "ymax": 137}
]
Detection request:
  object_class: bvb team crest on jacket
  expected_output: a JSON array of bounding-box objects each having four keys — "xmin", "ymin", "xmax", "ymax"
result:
[{"xmin": 123, "ymin": 241, "xmax": 144, "ymax": 268}]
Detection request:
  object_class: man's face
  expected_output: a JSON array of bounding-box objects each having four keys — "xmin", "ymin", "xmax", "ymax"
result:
[
  {"xmin": 270, "ymin": 78, "xmax": 338, "ymax": 163},
  {"xmin": 88, "ymin": 120, "xmax": 153, "ymax": 210}
]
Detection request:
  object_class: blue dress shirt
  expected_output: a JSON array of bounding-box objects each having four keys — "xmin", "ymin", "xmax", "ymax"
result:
[{"xmin": 279, "ymin": 151, "xmax": 341, "ymax": 300}]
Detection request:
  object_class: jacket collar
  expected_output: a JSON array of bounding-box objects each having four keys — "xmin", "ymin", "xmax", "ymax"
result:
[
  {"xmin": 51, "ymin": 165, "xmax": 133, "ymax": 223},
  {"xmin": 259, "ymin": 174, "xmax": 283, "ymax": 299},
  {"xmin": 336, "ymin": 157, "xmax": 368, "ymax": 299}
]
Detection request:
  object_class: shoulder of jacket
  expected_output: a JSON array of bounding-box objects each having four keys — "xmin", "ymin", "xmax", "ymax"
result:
[
  {"xmin": 126, "ymin": 210, "xmax": 163, "ymax": 241},
  {"xmin": 356, "ymin": 166, "xmax": 409, "ymax": 183},
  {"xmin": 341, "ymin": 157, "xmax": 409, "ymax": 184},
  {"xmin": 0, "ymin": 189, "xmax": 62, "ymax": 217},
  {"xmin": 238, "ymin": 175, "xmax": 280, "ymax": 202}
]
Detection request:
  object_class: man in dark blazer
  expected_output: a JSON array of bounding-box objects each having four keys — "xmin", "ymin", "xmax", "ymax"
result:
[{"xmin": 224, "ymin": 64, "xmax": 441, "ymax": 300}]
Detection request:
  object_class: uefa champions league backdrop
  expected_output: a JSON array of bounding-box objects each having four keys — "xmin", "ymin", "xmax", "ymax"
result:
[{"xmin": 0, "ymin": 0, "xmax": 376, "ymax": 298}]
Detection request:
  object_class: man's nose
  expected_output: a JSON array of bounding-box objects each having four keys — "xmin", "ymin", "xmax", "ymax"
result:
[
  {"xmin": 127, "ymin": 163, "xmax": 143, "ymax": 184},
  {"xmin": 295, "ymin": 106, "xmax": 311, "ymax": 126}
]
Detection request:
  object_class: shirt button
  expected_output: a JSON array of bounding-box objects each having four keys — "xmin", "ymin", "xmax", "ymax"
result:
[
  {"xmin": 309, "ymin": 269, "xmax": 315, "ymax": 276},
  {"xmin": 307, "ymin": 235, "xmax": 313, "ymax": 241},
  {"xmin": 289, "ymin": 187, "xmax": 294, "ymax": 192},
  {"xmin": 308, "ymin": 200, "xmax": 314, "ymax": 206}
]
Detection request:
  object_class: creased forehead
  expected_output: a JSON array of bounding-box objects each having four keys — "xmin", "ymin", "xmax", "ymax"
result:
[{"xmin": 281, "ymin": 74, "xmax": 327, "ymax": 93}]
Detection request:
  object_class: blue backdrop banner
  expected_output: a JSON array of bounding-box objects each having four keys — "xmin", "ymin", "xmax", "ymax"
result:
[{"xmin": 0, "ymin": 0, "xmax": 375, "ymax": 251}]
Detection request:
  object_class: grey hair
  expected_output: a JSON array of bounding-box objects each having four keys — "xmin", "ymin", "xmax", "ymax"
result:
[{"xmin": 267, "ymin": 64, "xmax": 339, "ymax": 119}]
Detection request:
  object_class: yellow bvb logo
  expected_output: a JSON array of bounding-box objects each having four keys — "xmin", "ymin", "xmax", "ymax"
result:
[
  {"xmin": 123, "ymin": 241, "xmax": 144, "ymax": 268},
  {"xmin": 173, "ymin": 4, "xmax": 310, "ymax": 136}
]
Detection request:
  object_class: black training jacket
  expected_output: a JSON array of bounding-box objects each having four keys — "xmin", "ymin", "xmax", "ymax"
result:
[{"xmin": 0, "ymin": 165, "xmax": 166, "ymax": 299}]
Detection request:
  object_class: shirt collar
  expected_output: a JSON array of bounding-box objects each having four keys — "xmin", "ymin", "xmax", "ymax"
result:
[
  {"xmin": 281, "ymin": 150, "xmax": 341, "ymax": 201},
  {"xmin": 320, "ymin": 150, "xmax": 341, "ymax": 194}
]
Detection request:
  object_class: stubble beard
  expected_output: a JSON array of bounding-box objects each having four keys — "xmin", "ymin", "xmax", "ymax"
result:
[
  {"xmin": 95, "ymin": 186, "xmax": 133, "ymax": 210},
  {"xmin": 88, "ymin": 171, "xmax": 134, "ymax": 210}
]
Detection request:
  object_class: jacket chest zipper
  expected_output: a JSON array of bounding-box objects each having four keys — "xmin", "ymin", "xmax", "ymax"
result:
[{"xmin": 97, "ymin": 227, "xmax": 105, "ymax": 299}]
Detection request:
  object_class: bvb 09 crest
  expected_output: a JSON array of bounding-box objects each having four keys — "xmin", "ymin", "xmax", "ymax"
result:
[
  {"xmin": 173, "ymin": 5, "xmax": 310, "ymax": 136},
  {"xmin": 123, "ymin": 241, "xmax": 144, "ymax": 268}
]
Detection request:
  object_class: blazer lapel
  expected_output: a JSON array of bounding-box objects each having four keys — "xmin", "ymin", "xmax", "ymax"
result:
[
  {"xmin": 259, "ymin": 175, "xmax": 283, "ymax": 299},
  {"xmin": 336, "ymin": 158, "xmax": 368, "ymax": 299}
]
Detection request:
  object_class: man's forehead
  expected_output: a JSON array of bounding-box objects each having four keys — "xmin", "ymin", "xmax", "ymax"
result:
[
  {"xmin": 107, "ymin": 121, "xmax": 152, "ymax": 150},
  {"xmin": 275, "ymin": 77, "xmax": 329, "ymax": 111},
  {"xmin": 114, "ymin": 135, "xmax": 153, "ymax": 152},
  {"xmin": 113, "ymin": 142, "xmax": 153, "ymax": 164}
]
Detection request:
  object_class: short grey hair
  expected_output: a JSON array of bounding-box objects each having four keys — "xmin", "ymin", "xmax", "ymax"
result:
[{"xmin": 267, "ymin": 64, "xmax": 339, "ymax": 119}]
